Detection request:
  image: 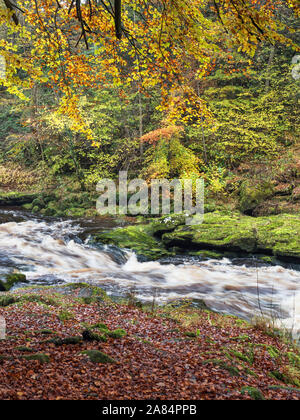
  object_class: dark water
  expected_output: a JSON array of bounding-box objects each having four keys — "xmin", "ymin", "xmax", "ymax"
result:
[{"xmin": 0, "ymin": 208, "xmax": 299, "ymax": 337}]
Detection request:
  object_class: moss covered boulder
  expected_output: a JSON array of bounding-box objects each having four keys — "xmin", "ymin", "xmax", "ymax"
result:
[
  {"xmin": 92, "ymin": 224, "xmax": 172, "ymax": 260},
  {"xmin": 239, "ymin": 180, "xmax": 274, "ymax": 215},
  {"xmin": 80, "ymin": 350, "xmax": 116, "ymax": 364},
  {"xmin": 162, "ymin": 212, "xmax": 300, "ymax": 261},
  {"xmin": 0, "ymin": 192, "xmax": 38, "ymax": 206},
  {"xmin": 92, "ymin": 211, "xmax": 300, "ymax": 262},
  {"xmin": 162, "ymin": 211, "xmax": 259, "ymax": 253},
  {"xmin": 0, "ymin": 273, "xmax": 28, "ymax": 291}
]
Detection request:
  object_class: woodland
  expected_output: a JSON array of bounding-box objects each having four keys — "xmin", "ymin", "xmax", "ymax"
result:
[{"xmin": 0, "ymin": 0, "xmax": 300, "ymax": 401}]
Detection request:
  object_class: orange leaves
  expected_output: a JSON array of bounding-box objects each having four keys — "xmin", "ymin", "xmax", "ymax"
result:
[
  {"xmin": 141, "ymin": 125, "xmax": 184, "ymax": 145},
  {"xmin": 1, "ymin": 288, "xmax": 300, "ymax": 400}
]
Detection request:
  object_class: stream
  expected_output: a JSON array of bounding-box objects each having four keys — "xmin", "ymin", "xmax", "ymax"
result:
[{"xmin": 0, "ymin": 208, "xmax": 300, "ymax": 337}]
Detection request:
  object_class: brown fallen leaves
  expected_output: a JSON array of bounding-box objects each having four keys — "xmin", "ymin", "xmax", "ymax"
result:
[{"xmin": 0, "ymin": 287, "xmax": 299, "ymax": 400}]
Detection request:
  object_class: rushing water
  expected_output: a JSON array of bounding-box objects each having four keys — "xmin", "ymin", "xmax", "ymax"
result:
[{"xmin": 0, "ymin": 208, "xmax": 300, "ymax": 337}]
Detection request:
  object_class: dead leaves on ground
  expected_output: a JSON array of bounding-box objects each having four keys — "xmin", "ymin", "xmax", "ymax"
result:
[{"xmin": 0, "ymin": 288, "xmax": 299, "ymax": 400}]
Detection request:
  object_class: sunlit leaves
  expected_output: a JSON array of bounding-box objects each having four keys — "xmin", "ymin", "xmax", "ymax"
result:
[{"xmin": 0, "ymin": 0, "xmax": 299, "ymax": 137}]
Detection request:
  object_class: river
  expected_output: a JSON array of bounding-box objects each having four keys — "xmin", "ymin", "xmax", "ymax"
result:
[{"xmin": 0, "ymin": 208, "xmax": 299, "ymax": 337}]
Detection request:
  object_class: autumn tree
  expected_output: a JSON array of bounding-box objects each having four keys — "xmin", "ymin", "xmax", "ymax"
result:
[{"xmin": 0, "ymin": 0, "xmax": 299, "ymax": 139}]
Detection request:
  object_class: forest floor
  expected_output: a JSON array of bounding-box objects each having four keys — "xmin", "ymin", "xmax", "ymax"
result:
[{"xmin": 0, "ymin": 284, "xmax": 300, "ymax": 400}]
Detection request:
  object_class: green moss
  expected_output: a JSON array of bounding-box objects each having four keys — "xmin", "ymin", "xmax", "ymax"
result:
[
  {"xmin": 22, "ymin": 353, "xmax": 50, "ymax": 363},
  {"xmin": 38, "ymin": 329, "xmax": 57, "ymax": 335},
  {"xmin": 287, "ymin": 352, "xmax": 300, "ymax": 369},
  {"xmin": 22, "ymin": 203, "xmax": 33, "ymax": 211},
  {"xmin": 107, "ymin": 328, "xmax": 127, "ymax": 339},
  {"xmin": 57, "ymin": 310, "xmax": 75, "ymax": 322},
  {"xmin": 239, "ymin": 180, "xmax": 274, "ymax": 214},
  {"xmin": 241, "ymin": 386, "xmax": 265, "ymax": 400},
  {"xmin": 0, "ymin": 192, "xmax": 38, "ymax": 206},
  {"xmin": 20, "ymin": 294, "xmax": 63, "ymax": 307},
  {"xmin": 202, "ymin": 359, "xmax": 240, "ymax": 376},
  {"xmin": 80, "ymin": 350, "xmax": 116, "ymax": 364},
  {"xmin": 50, "ymin": 336, "xmax": 82, "ymax": 345},
  {"xmin": 82, "ymin": 329, "xmax": 107, "ymax": 342},
  {"xmin": 90, "ymin": 210, "xmax": 300, "ymax": 261},
  {"xmin": 229, "ymin": 347, "xmax": 254, "ymax": 365},
  {"xmin": 92, "ymin": 224, "xmax": 172, "ymax": 260},
  {"xmin": 270, "ymin": 370, "xmax": 285, "ymax": 382},
  {"xmin": 162, "ymin": 212, "xmax": 300, "ymax": 260},
  {"xmin": 90, "ymin": 322, "xmax": 110, "ymax": 332},
  {"xmin": 267, "ymin": 345, "xmax": 280, "ymax": 359},
  {"xmin": 0, "ymin": 295, "xmax": 17, "ymax": 306},
  {"xmin": 271, "ymin": 366, "xmax": 300, "ymax": 388},
  {"xmin": 15, "ymin": 346, "xmax": 35, "ymax": 352},
  {"xmin": 1, "ymin": 273, "xmax": 27, "ymax": 291},
  {"xmin": 231, "ymin": 335, "xmax": 251, "ymax": 342},
  {"xmin": 184, "ymin": 331, "xmax": 197, "ymax": 338}
]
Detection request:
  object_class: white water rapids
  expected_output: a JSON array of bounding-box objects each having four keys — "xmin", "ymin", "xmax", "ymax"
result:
[{"xmin": 0, "ymin": 212, "xmax": 299, "ymax": 337}]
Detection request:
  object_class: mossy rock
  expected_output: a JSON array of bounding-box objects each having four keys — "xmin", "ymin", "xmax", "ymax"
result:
[
  {"xmin": 50, "ymin": 336, "xmax": 82, "ymax": 346},
  {"xmin": 0, "ymin": 295, "xmax": 17, "ymax": 307},
  {"xmin": 80, "ymin": 350, "xmax": 116, "ymax": 364},
  {"xmin": 38, "ymin": 329, "xmax": 57, "ymax": 335},
  {"xmin": 107, "ymin": 329, "xmax": 127, "ymax": 339},
  {"xmin": 90, "ymin": 323, "xmax": 110, "ymax": 332},
  {"xmin": 82, "ymin": 329, "xmax": 107, "ymax": 342},
  {"xmin": 0, "ymin": 192, "xmax": 38, "ymax": 206},
  {"xmin": 0, "ymin": 273, "xmax": 28, "ymax": 291},
  {"xmin": 162, "ymin": 211, "xmax": 258, "ymax": 253},
  {"xmin": 95, "ymin": 211, "xmax": 300, "ymax": 261},
  {"xmin": 239, "ymin": 180, "xmax": 274, "ymax": 215},
  {"xmin": 241, "ymin": 386, "xmax": 265, "ymax": 400},
  {"xmin": 15, "ymin": 346, "xmax": 35, "ymax": 352},
  {"xmin": 22, "ymin": 203, "xmax": 33, "ymax": 211},
  {"xmin": 202, "ymin": 359, "xmax": 240, "ymax": 376},
  {"xmin": 161, "ymin": 211, "xmax": 300, "ymax": 261},
  {"xmin": 92, "ymin": 224, "xmax": 172, "ymax": 260},
  {"xmin": 43, "ymin": 207, "xmax": 57, "ymax": 217},
  {"xmin": 150, "ymin": 214, "xmax": 186, "ymax": 237},
  {"xmin": 22, "ymin": 353, "xmax": 50, "ymax": 363}
]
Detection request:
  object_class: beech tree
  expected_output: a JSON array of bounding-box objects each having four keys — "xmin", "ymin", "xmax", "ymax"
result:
[{"xmin": 0, "ymin": 0, "xmax": 299, "ymax": 139}]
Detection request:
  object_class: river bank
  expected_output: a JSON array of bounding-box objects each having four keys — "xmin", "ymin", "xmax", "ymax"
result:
[
  {"xmin": 93, "ymin": 211, "xmax": 300, "ymax": 263},
  {"xmin": 0, "ymin": 283, "xmax": 300, "ymax": 400},
  {"xmin": 1, "ymin": 189, "xmax": 300, "ymax": 263}
]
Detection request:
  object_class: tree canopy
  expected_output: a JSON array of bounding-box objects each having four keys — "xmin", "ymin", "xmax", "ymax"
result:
[{"xmin": 0, "ymin": 0, "xmax": 299, "ymax": 137}]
